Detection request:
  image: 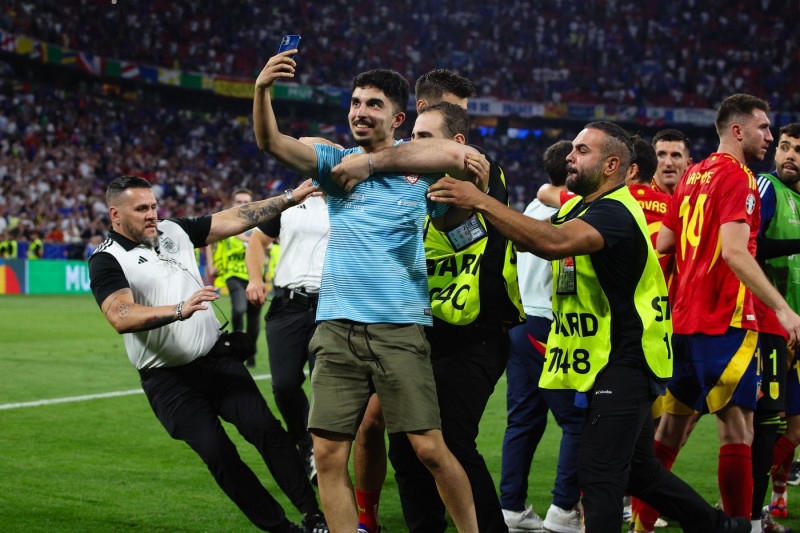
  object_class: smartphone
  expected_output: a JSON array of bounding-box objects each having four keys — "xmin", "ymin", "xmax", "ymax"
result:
[{"xmin": 277, "ymin": 34, "xmax": 301, "ymax": 57}]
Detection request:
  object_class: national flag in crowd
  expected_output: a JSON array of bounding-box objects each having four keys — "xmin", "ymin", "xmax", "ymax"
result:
[
  {"xmin": 77, "ymin": 52, "xmax": 105, "ymax": 75},
  {"xmin": 158, "ymin": 68, "xmax": 181, "ymax": 86},
  {"xmin": 179, "ymin": 72, "xmax": 206, "ymax": 90},
  {"xmin": 317, "ymin": 124, "xmax": 336, "ymax": 136},
  {"xmin": 618, "ymin": 107, "xmax": 638, "ymax": 121},
  {"xmin": 12, "ymin": 81, "xmax": 32, "ymax": 94},
  {"xmin": 43, "ymin": 43, "xmax": 62, "ymax": 63},
  {"xmin": 544, "ymin": 103, "xmax": 568, "ymax": 118},
  {"xmin": 638, "ymin": 107, "xmax": 666, "ymax": 127},
  {"xmin": 43, "ymin": 45, "xmax": 76, "ymax": 65},
  {"xmin": 214, "ymin": 75, "xmax": 255, "ymax": 99},
  {"xmin": 138, "ymin": 65, "xmax": 159, "ymax": 83},
  {"xmin": 105, "ymin": 60, "xmax": 140, "ymax": 79},
  {"xmin": 15, "ymin": 36, "xmax": 34, "ymax": 55},
  {"xmin": 267, "ymin": 179, "xmax": 285, "ymax": 192},
  {"xmin": 0, "ymin": 32, "xmax": 16, "ymax": 52},
  {"xmin": 60, "ymin": 49, "xmax": 76, "ymax": 64},
  {"xmin": 30, "ymin": 41, "xmax": 43, "ymax": 59}
]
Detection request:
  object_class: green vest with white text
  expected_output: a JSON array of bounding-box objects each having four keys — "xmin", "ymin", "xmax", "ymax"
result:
[
  {"xmin": 212, "ymin": 235, "xmax": 250, "ymax": 289},
  {"xmin": 424, "ymin": 157, "xmax": 524, "ymax": 328},
  {"xmin": 541, "ymin": 187, "xmax": 673, "ymax": 392},
  {"xmin": 762, "ymin": 173, "xmax": 800, "ymax": 313}
]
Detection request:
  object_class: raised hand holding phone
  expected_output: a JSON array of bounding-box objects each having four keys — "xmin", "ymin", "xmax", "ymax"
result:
[{"xmin": 256, "ymin": 35, "xmax": 301, "ymax": 90}]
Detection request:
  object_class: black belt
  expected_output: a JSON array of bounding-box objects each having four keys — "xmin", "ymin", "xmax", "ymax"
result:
[
  {"xmin": 138, "ymin": 366, "xmax": 161, "ymax": 380},
  {"xmin": 138, "ymin": 351, "xmax": 213, "ymax": 381},
  {"xmin": 274, "ymin": 286, "xmax": 319, "ymax": 306}
]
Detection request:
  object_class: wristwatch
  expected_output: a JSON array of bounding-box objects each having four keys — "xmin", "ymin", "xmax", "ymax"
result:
[{"xmin": 284, "ymin": 189, "xmax": 296, "ymax": 206}]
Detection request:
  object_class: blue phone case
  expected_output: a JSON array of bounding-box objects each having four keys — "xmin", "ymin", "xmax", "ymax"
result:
[{"xmin": 278, "ymin": 35, "xmax": 301, "ymax": 56}]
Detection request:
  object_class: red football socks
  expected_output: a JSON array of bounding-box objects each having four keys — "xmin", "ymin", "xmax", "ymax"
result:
[
  {"xmin": 356, "ymin": 488, "xmax": 381, "ymax": 532},
  {"xmin": 718, "ymin": 443, "xmax": 753, "ymax": 517}
]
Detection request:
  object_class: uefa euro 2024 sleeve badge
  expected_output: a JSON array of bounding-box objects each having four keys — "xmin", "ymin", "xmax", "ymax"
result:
[{"xmin": 745, "ymin": 193, "xmax": 756, "ymax": 215}]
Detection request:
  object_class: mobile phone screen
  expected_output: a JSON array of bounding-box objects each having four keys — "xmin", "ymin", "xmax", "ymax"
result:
[{"xmin": 278, "ymin": 35, "xmax": 301, "ymax": 56}]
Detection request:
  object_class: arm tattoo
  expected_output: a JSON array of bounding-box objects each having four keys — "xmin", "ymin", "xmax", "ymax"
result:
[
  {"xmin": 140, "ymin": 315, "xmax": 175, "ymax": 331},
  {"xmin": 102, "ymin": 288, "xmax": 175, "ymax": 333},
  {"xmin": 236, "ymin": 199, "xmax": 282, "ymax": 225},
  {"xmin": 102, "ymin": 295, "xmax": 120, "ymax": 317},
  {"xmin": 103, "ymin": 288, "xmax": 132, "ymax": 317}
]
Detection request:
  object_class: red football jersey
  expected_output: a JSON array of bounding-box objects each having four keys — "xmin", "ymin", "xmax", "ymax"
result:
[
  {"xmin": 754, "ymin": 295, "xmax": 787, "ymax": 338},
  {"xmin": 629, "ymin": 184, "xmax": 674, "ymax": 288},
  {"xmin": 559, "ymin": 189, "xmax": 576, "ymax": 205},
  {"xmin": 662, "ymin": 153, "xmax": 760, "ymax": 334},
  {"xmin": 651, "ymin": 180, "xmax": 668, "ymax": 194}
]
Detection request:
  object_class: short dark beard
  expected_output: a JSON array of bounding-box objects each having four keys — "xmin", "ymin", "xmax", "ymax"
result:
[
  {"xmin": 778, "ymin": 166, "xmax": 800, "ymax": 185},
  {"xmin": 566, "ymin": 166, "xmax": 604, "ymax": 197},
  {"xmin": 122, "ymin": 219, "xmax": 159, "ymax": 248}
]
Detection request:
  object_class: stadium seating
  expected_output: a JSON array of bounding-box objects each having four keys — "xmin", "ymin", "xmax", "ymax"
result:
[{"xmin": 3, "ymin": 0, "xmax": 799, "ymax": 109}]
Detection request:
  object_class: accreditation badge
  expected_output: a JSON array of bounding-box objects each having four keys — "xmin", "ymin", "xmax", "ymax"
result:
[
  {"xmin": 556, "ymin": 256, "xmax": 577, "ymax": 295},
  {"xmin": 446, "ymin": 214, "xmax": 487, "ymax": 252}
]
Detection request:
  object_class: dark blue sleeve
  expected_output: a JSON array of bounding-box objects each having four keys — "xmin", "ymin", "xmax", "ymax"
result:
[{"xmin": 758, "ymin": 175, "xmax": 777, "ymax": 236}]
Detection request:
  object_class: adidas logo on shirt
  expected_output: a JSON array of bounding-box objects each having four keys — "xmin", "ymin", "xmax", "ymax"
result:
[{"xmin": 138, "ymin": 256, "xmax": 148, "ymax": 264}]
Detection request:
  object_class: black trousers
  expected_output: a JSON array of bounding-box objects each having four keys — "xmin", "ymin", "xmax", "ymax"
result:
[
  {"xmin": 388, "ymin": 325, "xmax": 510, "ymax": 533},
  {"xmin": 265, "ymin": 294, "xmax": 318, "ymax": 451},
  {"xmin": 579, "ymin": 362, "xmax": 725, "ymax": 533},
  {"xmin": 140, "ymin": 353, "xmax": 317, "ymax": 532},
  {"xmin": 227, "ymin": 276, "xmax": 262, "ymax": 353}
]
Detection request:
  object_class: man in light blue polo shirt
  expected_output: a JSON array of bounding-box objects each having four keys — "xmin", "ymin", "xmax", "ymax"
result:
[{"xmin": 254, "ymin": 50, "xmax": 482, "ymax": 533}]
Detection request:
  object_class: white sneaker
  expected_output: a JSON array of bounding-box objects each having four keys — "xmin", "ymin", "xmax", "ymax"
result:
[
  {"xmin": 543, "ymin": 503, "xmax": 583, "ymax": 533},
  {"xmin": 623, "ymin": 504, "xmax": 632, "ymax": 523},
  {"xmin": 503, "ymin": 505, "xmax": 545, "ymax": 532},
  {"xmin": 628, "ymin": 518, "xmax": 666, "ymax": 531},
  {"xmin": 304, "ymin": 450, "xmax": 317, "ymax": 486}
]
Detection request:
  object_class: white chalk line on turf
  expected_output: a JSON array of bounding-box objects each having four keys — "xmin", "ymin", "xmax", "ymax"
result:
[{"xmin": 0, "ymin": 373, "xmax": 274, "ymax": 411}]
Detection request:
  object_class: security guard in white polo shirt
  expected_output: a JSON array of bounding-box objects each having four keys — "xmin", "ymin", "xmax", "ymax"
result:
[
  {"xmin": 245, "ymin": 193, "xmax": 329, "ymax": 484},
  {"xmin": 88, "ymin": 176, "xmax": 328, "ymax": 533}
]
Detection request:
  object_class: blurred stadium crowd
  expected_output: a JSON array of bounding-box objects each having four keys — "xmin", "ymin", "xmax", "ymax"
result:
[
  {"xmin": 0, "ymin": 0, "xmax": 794, "ymax": 254},
  {"xmin": 4, "ymin": 0, "xmax": 799, "ymax": 109}
]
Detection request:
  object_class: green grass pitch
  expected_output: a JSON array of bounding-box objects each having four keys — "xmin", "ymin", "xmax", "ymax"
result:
[{"xmin": 1, "ymin": 294, "xmax": 797, "ymax": 532}]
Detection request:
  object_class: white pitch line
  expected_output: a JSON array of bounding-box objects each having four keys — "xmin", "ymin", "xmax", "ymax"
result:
[
  {"xmin": 0, "ymin": 389, "xmax": 144, "ymax": 410},
  {"xmin": 0, "ymin": 373, "xmax": 274, "ymax": 411}
]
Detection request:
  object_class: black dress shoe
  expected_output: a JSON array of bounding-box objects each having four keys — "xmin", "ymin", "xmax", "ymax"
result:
[{"xmin": 715, "ymin": 514, "xmax": 750, "ymax": 533}]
